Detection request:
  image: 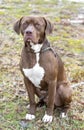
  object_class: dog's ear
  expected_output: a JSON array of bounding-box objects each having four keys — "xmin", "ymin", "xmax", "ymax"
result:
[
  {"xmin": 43, "ymin": 18, "xmax": 53, "ymax": 35},
  {"xmin": 13, "ymin": 17, "xmax": 23, "ymax": 34}
]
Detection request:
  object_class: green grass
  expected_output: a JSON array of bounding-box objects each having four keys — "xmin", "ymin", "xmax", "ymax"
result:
[{"xmin": 0, "ymin": 0, "xmax": 84, "ymax": 129}]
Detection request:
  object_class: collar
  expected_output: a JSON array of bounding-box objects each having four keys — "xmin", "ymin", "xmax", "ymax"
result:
[
  {"xmin": 25, "ymin": 39, "xmax": 57, "ymax": 57},
  {"xmin": 41, "ymin": 46, "xmax": 51, "ymax": 53}
]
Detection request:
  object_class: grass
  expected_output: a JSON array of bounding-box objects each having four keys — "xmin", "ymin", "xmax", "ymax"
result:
[{"xmin": 0, "ymin": 0, "xmax": 84, "ymax": 129}]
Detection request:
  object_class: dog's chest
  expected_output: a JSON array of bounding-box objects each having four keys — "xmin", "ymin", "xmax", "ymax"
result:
[{"xmin": 23, "ymin": 43, "xmax": 45, "ymax": 88}]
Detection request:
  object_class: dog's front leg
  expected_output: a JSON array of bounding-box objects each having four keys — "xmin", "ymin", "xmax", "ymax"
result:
[
  {"xmin": 24, "ymin": 77, "xmax": 36, "ymax": 120},
  {"xmin": 42, "ymin": 81, "xmax": 56, "ymax": 123}
]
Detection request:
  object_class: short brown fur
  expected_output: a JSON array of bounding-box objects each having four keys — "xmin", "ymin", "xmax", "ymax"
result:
[{"xmin": 14, "ymin": 16, "xmax": 72, "ymax": 119}]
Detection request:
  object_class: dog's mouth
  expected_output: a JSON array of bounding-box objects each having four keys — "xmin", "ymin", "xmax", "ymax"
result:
[
  {"xmin": 24, "ymin": 35, "xmax": 34, "ymax": 43},
  {"xmin": 26, "ymin": 36, "xmax": 32, "ymax": 42},
  {"xmin": 24, "ymin": 35, "xmax": 39, "ymax": 45}
]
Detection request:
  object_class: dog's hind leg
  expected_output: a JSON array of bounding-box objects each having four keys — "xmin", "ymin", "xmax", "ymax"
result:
[{"xmin": 55, "ymin": 82, "xmax": 72, "ymax": 118}]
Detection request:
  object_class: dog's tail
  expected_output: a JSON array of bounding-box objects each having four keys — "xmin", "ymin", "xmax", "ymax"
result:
[{"xmin": 71, "ymin": 82, "xmax": 84, "ymax": 88}]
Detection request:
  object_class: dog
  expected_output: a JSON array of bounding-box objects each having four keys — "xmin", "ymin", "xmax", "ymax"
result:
[{"xmin": 14, "ymin": 16, "xmax": 72, "ymax": 123}]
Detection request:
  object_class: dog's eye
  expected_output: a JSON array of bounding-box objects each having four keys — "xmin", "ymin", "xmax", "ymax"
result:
[
  {"xmin": 23, "ymin": 23, "xmax": 28, "ymax": 29},
  {"xmin": 35, "ymin": 23, "xmax": 40, "ymax": 29}
]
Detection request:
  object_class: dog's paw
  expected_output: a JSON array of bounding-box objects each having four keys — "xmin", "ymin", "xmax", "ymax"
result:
[
  {"xmin": 42, "ymin": 114, "xmax": 53, "ymax": 123},
  {"xmin": 26, "ymin": 114, "xmax": 35, "ymax": 120},
  {"xmin": 60, "ymin": 112, "xmax": 67, "ymax": 118}
]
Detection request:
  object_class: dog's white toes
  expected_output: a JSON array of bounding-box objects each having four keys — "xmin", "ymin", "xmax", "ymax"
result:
[
  {"xmin": 42, "ymin": 114, "xmax": 53, "ymax": 123},
  {"xmin": 60, "ymin": 112, "xmax": 67, "ymax": 118},
  {"xmin": 26, "ymin": 114, "xmax": 35, "ymax": 120}
]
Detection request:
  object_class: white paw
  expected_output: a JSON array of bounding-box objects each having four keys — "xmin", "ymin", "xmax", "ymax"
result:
[
  {"xmin": 42, "ymin": 114, "xmax": 53, "ymax": 123},
  {"xmin": 26, "ymin": 114, "xmax": 35, "ymax": 120},
  {"xmin": 60, "ymin": 112, "xmax": 67, "ymax": 118}
]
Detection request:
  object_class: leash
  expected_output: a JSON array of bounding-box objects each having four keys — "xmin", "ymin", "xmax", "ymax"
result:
[{"xmin": 25, "ymin": 41, "xmax": 57, "ymax": 57}]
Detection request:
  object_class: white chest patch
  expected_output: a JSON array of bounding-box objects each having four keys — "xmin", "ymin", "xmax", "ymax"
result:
[{"xmin": 23, "ymin": 43, "xmax": 45, "ymax": 88}]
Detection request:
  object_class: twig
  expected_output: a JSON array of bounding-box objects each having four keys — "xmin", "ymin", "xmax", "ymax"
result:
[{"xmin": 71, "ymin": 82, "xmax": 84, "ymax": 88}]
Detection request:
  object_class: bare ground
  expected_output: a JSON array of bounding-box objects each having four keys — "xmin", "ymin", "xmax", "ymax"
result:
[{"xmin": 0, "ymin": 0, "xmax": 84, "ymax": 130}]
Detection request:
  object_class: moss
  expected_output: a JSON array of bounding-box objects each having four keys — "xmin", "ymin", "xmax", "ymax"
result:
[
  {"xmin": 54, "ymin": 17, "xmax": 61, "ymax": 22},
  {"xmin": 67, "ymin": 39, "xmax": 84, "ymax": 53}
]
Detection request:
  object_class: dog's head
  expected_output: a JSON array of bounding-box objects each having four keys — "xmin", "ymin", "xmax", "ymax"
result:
[{"xmin": 14, "ymin": 16, "xmax": 53, "ymax": 44}]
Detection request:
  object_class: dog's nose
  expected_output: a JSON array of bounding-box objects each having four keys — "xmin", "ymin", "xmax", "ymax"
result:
[
  {"xmin": 25, "ymin": 30, "xmax": 32, "ymax": 35},
  {"xmin": 25, "ymin": 25, "xmax": 34, "ymax": 35}
]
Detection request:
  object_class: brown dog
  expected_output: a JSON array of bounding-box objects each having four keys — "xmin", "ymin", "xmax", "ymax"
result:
[{"xmin": 14, "ymin": 16, "xmax": 72, "ymax": 123}]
